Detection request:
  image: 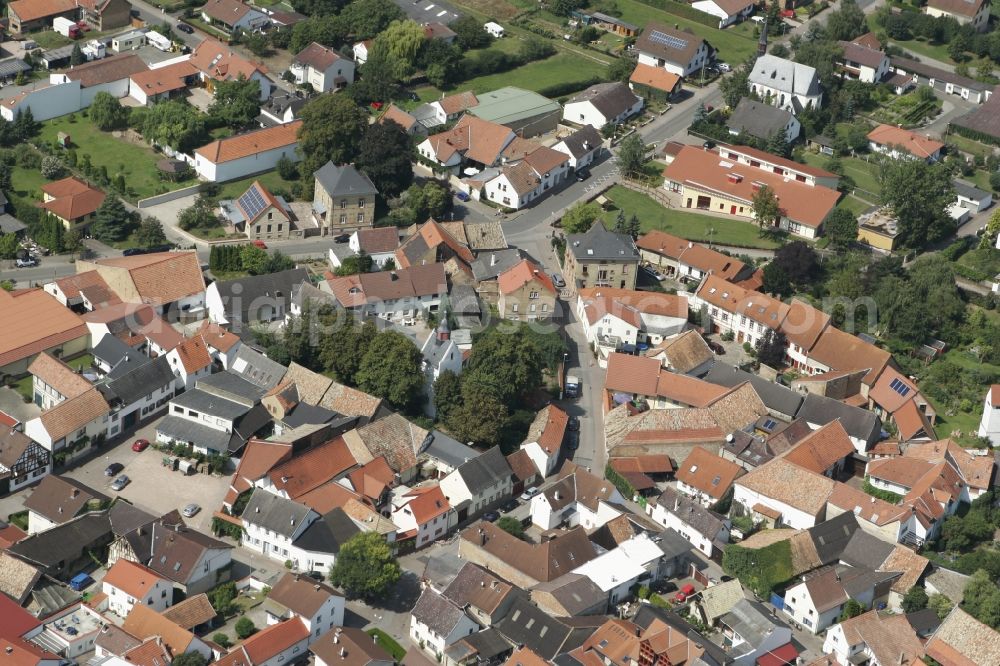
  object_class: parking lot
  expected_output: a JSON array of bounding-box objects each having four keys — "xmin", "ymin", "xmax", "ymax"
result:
[
  {"xmin": 393, "ymin": 0, "xmax": 460, "ymax": 24},
  {"xmin": 59, "ymin": 418, "xmax": 231, "ymax": 532}
]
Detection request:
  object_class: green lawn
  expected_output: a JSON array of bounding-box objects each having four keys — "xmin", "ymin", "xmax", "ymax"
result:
[
  {"xmin": 39, "ymin": 116, "xmax": 196, "ymax": 202},
  {"xmin": 948, "ymin": 133, "xmax": 994, "ymax": 160},
  {"xmin": 64, "ymin": 353, "xmax": 95, "ymax": 372},
  {"xmin": 837, "ymin": 195, "xmax": 872, "ymax": 215},
  {"xmin": 8, "ymin": 164, "xmax": 48, "ymax": 217},
  {"xmin": 600, "ymin": 185, "xmax": 780, "ymax": 249},
  {"xmin": 801, "ymin": 152, "xmax": 882, "ymax": 199},
  {"xmin": 458, "ymin": 52, "xmax": 608, "ymax": 96},
  {"xmin": 590, "ymin": 0, "xmax": 759, "ymax": 64},
  {"xmin": 366, "ymin": 630, "xmax": 405, "ymax": 661},
  {"xmin": 12, "ymin": 375, "xmax": 32, "ymax": 402},
  {"xmin": 216, "ymin": 172, "xmax": 299, "ymax": 201}
]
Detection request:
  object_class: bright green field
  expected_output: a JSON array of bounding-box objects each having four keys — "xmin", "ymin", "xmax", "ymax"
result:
[{"xmin": 600, "ymin": 185, "xmax": 780, "ymax": 249}]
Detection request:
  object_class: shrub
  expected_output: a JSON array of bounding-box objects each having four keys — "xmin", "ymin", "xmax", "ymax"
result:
[
  {"xmin": 234, "ymin": 617, "xmax": 256, "ymax": 639},
  {"xmin": 212, "ymin": 633, "xmax": 232, "ymax": 649}
]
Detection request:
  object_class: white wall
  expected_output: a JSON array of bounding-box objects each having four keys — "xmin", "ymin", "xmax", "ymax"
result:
[
  {"xmin": 196, "ymin": 142, "xmax": 300, "ymax": 182},
  {"xmin": 104, "ymin": 578, "xmax": 172, "ymax": 617},
  {"xmin": 1, "ymin": 80, "xmax": 82, "ymax": 121},
  {"xmin": 647, "ymin": 502, "xmax": 728, "ymax": 557},
  {"xmin": 732, "ymin": 483, "xmax": 819, "ymax": 530}
]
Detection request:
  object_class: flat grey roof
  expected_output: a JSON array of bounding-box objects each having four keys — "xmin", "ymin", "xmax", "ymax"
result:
[{"xmin": 170, "ymin": 388, "xmax": 252, "ymax": 421}]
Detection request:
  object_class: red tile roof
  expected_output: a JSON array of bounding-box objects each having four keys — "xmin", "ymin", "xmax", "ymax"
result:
[
  {"xmin": 398, "ymin": 485, "xmax": 451, "ymax": 525},
  {"xmin": 267, "ymin": 437, "xmax": 359, "ymax": 500},
  {"xmin": 85, "ymin": 251, "xmax": 206, "ymax": 307},
  {"xmin": 867, "ymin": 124, "xmax": 944, "ymax": 159},
  {"xmin": 242, "ymin": 617, "xmax": 309, "ymax": 664},
  {"xmin": 39, "ymin": 177, "xmax": 105, "ymax": 222},
  {"xmin": 173, "ymin": 336, "xmax": 213, "ymax": 374},
  {"xmin": 498, "ymin": 259, "xmax": 556, "ymax": 295},
  {"xmin": 0, "ymin": 288, "xmax": 89, "ymax": 369},
  {"xmin": 196, "ymin": 121, "xmax": 300, "ymax": 164},
  {"xmin": 675, "ymin": 446, "xmax": 743, "ymax": 499},
  {"xmin": 104, "ymin": 559, "xmax": 166, "ymax": 599},
  {"xmin": 779, "ymin": 420, "xmax": 855, "ymax": 474},
  {"xmin": 28, "ymin": 351, "xmax": 92, "ymax": 399},
  {"xmin": 629, "ymin": 63, "xmax": 681, "ymax": 93}
]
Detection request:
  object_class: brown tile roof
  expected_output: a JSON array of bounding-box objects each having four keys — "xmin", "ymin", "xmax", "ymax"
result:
[
  {"xmin": 28, "ymin": 351, "xmax": 92, "ymax": 399},
  {"xmin": 580, "ymin": 287, "xmax": 687, "ymax": 324},
  {"xmin": 423, "ymin": 22, "xmax": 457, "ymax": 40},
  {"xmin": 867, "ymin": 124, "xmax": 944, "ymax": 160},
  {"xmin": 160, "ymin": 593, "xmax": 217, "ymax": 630},
  {"xmin": 498, "ymin": 259, "xmax": 556, "ymax": 295},
  {"xmin": 926, "ymin": 607, "xmax": 1000, "ymax": 666},
  {"xmin": 86, "ymin": 252, "xmax": 205, "ymax": 306},
  {"xmin": 424, "ymin": 115, "xmax": 513, "ymax": 166},
  {"xmin": 197, "ymin": 321, "xmax": 241, "ymax": 353},
  {"xmin": 355, "ymin": 413, "xmax": 428, "ymax": 472},
  {"xmin": 317, "ymin": 380, "xmax": 383, "ymax": 419},
  {"xmin": 704, "ymin": 382, "xmax": 768, "ymax": 434},
  {"xmin": 498, "ymin": 160, "xmax": 541, "ymax": 196},
  {"xmin": 397, "ymin": 485, "xmax": 451, "ymax": 525},
  {"xmin": 952, "ymin": 94, "xmax": 1000, "ymax": 140},
  {"xmin": 38, "ymin": 177, "xmax": 105, "ymax": 222},
  {"xmin": 675, "ymin": 446, "xmax": 743, "ymax": 500},
  {"xmin": 242, "ymin": 617, "xmax": 309, "ymax": 664},
  {"xmin": 524, "ymin": 404, "xmax": 569, "ymax": 452},
  {"xmin": 196, "ymin": 121, "xmax": 300, "ymax": 164},
  {"xmin": 552, "ymin": 460, "xmax": 619, "ymax": 511},
  {"xmin": 506, "ymin": 449, "xmax": 538, "ymax": 482},
  {"xmin": 867, "ymin": 457, "xmax": 934, "ymax": 489},
  {"xmin": 201, "ymin": 0, "xmax": 255, "ymax": 24},
  {"xmin": 103, "ymin": 559, "xmax": 166, "ymax": 599},
  {"xmin": 838, "ymin": 611, "xmax": 924, "ymax": 665},
  {"xmin": 124, "ymin": 638, "xmax": 173, "ymax": 666},
  {"xmin": 396, "ymin": 218, "xmax": 475, "ymax": 268},
  {"xmin": 779, "ymin": 420, "xmax": 855, "ymax": 474},
  {"xmin": 172, "ymin": 336, "xmax": 212, "ymax": 374},
  {"xmin": 664, "ymin": 146, "xmax": 840, "ymax": 229},
  {"xmin": 50, "ymin": 270, "xmax": 120, "ymax": 306},
  {"xmin": 190, "ymin": 38, "xmax": 268, "ymax": 82},
  {"xmin": 826, "ymin": 482, "xmax": 910, "ymax": 527},
  {"xmin": 696, "ymin": 275, "xmax": 789, "ymax": 331},
  {"xmin": 806, "ymin": 325, "xmax": 892, "ymax": 386},
  {"xmin": 609, "ymin": 455, "xmax": 673, "ymax": 474},
  {"xmin": 37, "ymin": 388, "xmax": 110, "ymax": 443},
  {"xmin": 523, "ymin": 145, "xmax": 570, "ymax": 176},
  {"xmin": 294, "ymin": 41, "xmax": 343, "ymax": 69},
  {"xmin": 438, "ymin": 91, "xmax": 479, "ymax": 116},
  {"xmin": 736, "ymin": 458, "xmax": 836, "ymax": 517},
  {"xmin": 636, "ymin": 232, "xmax": 752, "ymax": 282},
  {"xmin": 605, "ymin": 405, "xmax": 725, "ymax": 454},
  {"xmin": 380, "ymin": 104, "xmax": 417, "ymax": 131},
  {"xmin": 130, "ymin": 60, "xmax": 199, "ymax": 97},
  {"xmin": 345, "ymin": 456, "xmax": 394, "ymax": 501},
  {"xmin": 296, "ymin": 480, "xmax": 363, "ymax": 515},
  {"xmin": 656, "ymin": 371, "xmax": 729, "ymax": 408},
  {"xmin": 267, "ymin": 436, "xmax": 359, "ymax": 499},
  {"xmin": 327, "ymin": 263, "xmax": 447, "ymax": 305},
  {"xmin": 502, "ymin": 647, "xmax": 551, "ymax": 666},
  {"xmin": 838, "ymin": 40, "xmax": 887, "ymax": 69},
  {"xmin": 356, "ymin": 227, "xmax": 400, "ymax": 254},
  {"xmin": 122, "ymin": 605, "xmax": 194, "ymax": 656},
  {"xmin": 8, "ymin": 0, "xmax": 77, "ymax": 22},
  {"xmin": 780, "ymin": 299, "xmax": 830, "ymax": 352},
  {"xmin": 0, "ymin": 552, "xmax": 40, "ymax": 605},
  {"xmin": 629, "ymin": 63, "xmax": 681, "ymax": 93},
  {"xmin": 64, "ymin": 53, "xmax": 148, "ymax": 87},
  {"xmin": 268, "ymin": 572, "xmax": 341, "ymax": 617},
  {"xmin": 312, "ymin": 627, "xmax": 393, "ymax": 666},
  {"xmin": 649, "ymin": 330, "xmax": 714, "ymax": 374},
  {"xmin": 879, "ymin": 544, "xmax": 928, "ymax": 596},
  {"xmin": 927, "ymin": 0, "xmax": 987, "ymax": 17},
  {"xmin": 94, "ymin": 624, "xmax": 142, "ymax": 657},
  {"xmin": 460, "ymin": 522, "xmax": 597, "ymax": 583},
  {"xmin": 606, "ymin": 353, "xmax": 662, "ymax": 396},
  {"xmin": 635, "ymin": 22, "xmax": 706, "ymax": 67},
  {"xmin": 905, "ymin": 439, "xmax": 995, "ymax": 491}
]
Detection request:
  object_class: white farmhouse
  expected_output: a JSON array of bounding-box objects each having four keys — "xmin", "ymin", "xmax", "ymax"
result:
[
  {"xmin": 562, "ymin": 82, "xmax": 643, "ymax": 130},
  {"xmin": 194, "ymin": 121, "xmax": 301, "ymax": 182},
  {"xmin": 264, "ymin": 572, "xmax": 345, "ymax": 643},
  {"xmin": 978, "ymin": 384, "xmax": 1000, "ymax": 446},
  {"xmin": 748, "ymin": 55, "xmax": 823, "ymax": 112},
  {"xmin": 289, "ymin": 42, "xmax": 355, "ymax": 93},
  {"xmin": 646, "ymin": 487, "xmax": 730, "ymax": 557},
  {"xmin": 635, "ymin": 22, "xmax": 711, "ymax": 78},
  {"xmin": 409, "ymin": 588, "xmax": 479, "ymax": 658},
  {"xmin": 103, "ymin": 559, "xmax": 172, "ymax": 617}
]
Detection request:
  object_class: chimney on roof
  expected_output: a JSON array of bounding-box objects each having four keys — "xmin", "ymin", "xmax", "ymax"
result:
[
  {"xmin": 5, "ymin": 647, "xmax": 12, "ymax": 655},
  {"xmin": 340, "ymin": 648, "xmax": 347, "ymax": 659}
]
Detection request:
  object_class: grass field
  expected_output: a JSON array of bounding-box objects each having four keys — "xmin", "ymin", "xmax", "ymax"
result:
[
  {"xmin": 217, "ymin": 172, "xmax": 299, "ymax": 201},
  {"xmin": 39, "ymin": 117, "xmax": 196, "ymax": 202},
  {"xmin": 459, "ymin": 52, "xmax": 609, "ymax": 95},
  {"xmin": 837, "ymin": 195, "xmax": 872, "ymax": 215},
  {"xmin": 590, "ymin": 0, "xmax": 759, "ymax": 64},
  {"xmin": 600, "ymin": 185, "xmax": 780, "ymax": 249},
  {"xmin": 801, "ymin": 152, "xmax": 882, "ymax": 199}
]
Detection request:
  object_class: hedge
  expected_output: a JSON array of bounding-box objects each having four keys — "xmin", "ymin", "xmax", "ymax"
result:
[
  {"xmin": 633, "ymin": 0, "xmax": 720, "ymax": 28},
  {"xmin": 605, "ymin": 464, "xmax": 637, "ymax": 500},
  {"xmin": 950, "ymin": 122, "xmax": 1000, "ymax": 148},
  {"xmin": 862, "ymin": 476, "xmax": 904, "ymax": 504},
  {"xmin": 537, "ymin": 76, "xmax": 606, "ymax": 99},
  {"xmin": 722, "ymin": 539, "xmax": 794, "ymax": 597}
]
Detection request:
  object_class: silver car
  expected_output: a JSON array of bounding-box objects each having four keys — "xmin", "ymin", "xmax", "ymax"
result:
[
  {"xmin": 110, "ymin": 475, "xmax": 130, "ymax": 491},
  {"xmin": 182, "ymin": 503, "xmax": 200, "ymax": 518}
]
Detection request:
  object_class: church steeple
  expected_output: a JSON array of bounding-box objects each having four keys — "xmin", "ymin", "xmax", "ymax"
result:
[{"xmin": 758, "ymin": 18, "xmax": 768, "ymax": 57}]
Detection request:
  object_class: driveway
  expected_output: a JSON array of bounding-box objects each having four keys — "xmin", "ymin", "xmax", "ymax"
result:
[{"xmin": 0, "ymin": 387, "xmax": 39, "ymax": 424}]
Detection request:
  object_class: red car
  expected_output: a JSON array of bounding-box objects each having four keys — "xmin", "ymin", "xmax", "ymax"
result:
[
  {"xmin": 674, "ymin": 583, "xmax": 696, "ymax": 603},
  {"xmin": 253, "ymin": 240, "xmax": 267, "ymax": 249},
  {"xmin": 132, "ymin": 439, "xmax": 150, "ymax": 452}
]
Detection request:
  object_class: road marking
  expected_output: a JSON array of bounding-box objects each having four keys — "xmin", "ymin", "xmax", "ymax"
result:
[
  {"xmin": 424, "ymin": 3, "xmax": 435, "ymax": 9},
  {"xmin": 437, "ymin": 9, "xmax": 447, "ymax": 15}
]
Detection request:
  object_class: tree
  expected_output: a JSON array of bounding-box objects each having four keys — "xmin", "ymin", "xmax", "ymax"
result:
[
  {"xmin": 433, "ymin": 370, "xmax": 462, "ymax": 422},
  {"xmin": 560, "ymin": 202, "xmax": 602, "ymax": 234},
  {"xmin": 450, "ymin": 15, "xmax": 492, "ymax": 50},
  {"xmin": 171, "ymin": 654, "xmax": 207, "ymax": 666},
  {"xmin": 356, "ymin": 331, "xmax": 425, "ymax": 411},
  {"xmin": 824, "ymin": 208, "xmax": 857, "ymax": 250},
  {"xmin": 929, "ymin": 593, "xmax": 953, "ymax": 619},
  {"xmin": 131, "ymin": 100, "xmax": 207, "ymax": 153},
  {"xmin": 497, "ymin": 516, "xmax": 525, "ymax": 540},
  {"xmin": 356, "ymin": 120, "xmax": 414, "ymax": 198},
  {"xmin": 0, "ymin": 233, "xmax": 18, "ymax": 259},
  {"xmin": 901, "ymin": 586, "xmax": 929, "ymax": 613},
  {"xmin": 350, "ymin": 43, "xmax": 401, "ymax": 105},
  {"xmin": 772, "ymin": 241, "xmax": 819, "ymax": 286},
  {"xmin": 335, "ymin": 252, "xmax": 374, "ymax": 276},
  {"xmin": 766, "ymin": 127, "xmax": 789, "ymax": 158},
  {"xmin": 291, "ymin": 0, "xmax": 346, "ymax": 16},
  {"xmin": 979, "ymin": 207, "xmax": 1000, "ymax": 249},
  {"xmin": 755, "ymin": 329, "xmax": 787, "ymax": 368},
  {"xmin": 551, "ymin": 0, "xmax": 585, "ymax": 16},
  {"xmin": 212, "ymin": 634, "xmax": 232, "ymax": 649},
  {"xmin": 839, "ymin": 599, "xmax": 865, "ymax": 622},
  {"xmin": 751, "ymin": 184, "xmax": 781, "ymax": 233},
  {"xmin": 135, "ymin": 217, "xmax": 167, "ymax": 248},
  {"xmin": 607, "ymin": 57, "xmax": 634, "ymax": 83},
  {"xmin": 208, "ymin": 582, "xmax": 237, "ymax": 616},
  {"xmin": 209, "ymin": 76, "xmax": 262, "ymax": 128},
  {"xmin": 825, "ymin": 0, "xmax": 867, "ymax": 41},
  {"xmin": 40, "ymin": 156, "xmax": 66, "ymax": 179},
  {"xmin": 419, "ymin": 39, "xmax": 462, "ymax": 88},
  {"xmin": 289, "ymin": 15, "xmax": 347, "ymax": 54},
  {"xmin": 617, "ymin": 134, "xmax": 645, "ymax": 178},
  {"xmin": 878, "ymin": 159, "xmax": 955, "ymax": 248},
  {"xmin": 464, "ymin": 326, "xmax": 542, "ymax": 408},
  {"xmin": 178, "ymin": 197, "xmax": 217, "ymax": 232},
  {"xmin": 276, "ymin": 154, "xmax": 298, "ymax": 181},
  {"xmin": 761, "ymin": 261, "xmax": 791, "ymax": 297},
  {"xmin": 443, "ymin": 381, "xmax": 508, "ymax": 447},
  {"xmin": 240, "ymin": 244, "xmax": 271, "ymax": 276},
  {"xmin": 719, "ymin": 62, "xmax": 751, "ymax": 109},
  {"xmin": 90, "ymin": 92, "xmax": 128, "ymax": 131},
  {"xmin": 375, "ymin": 20, "xmax": 425, "ymax": 80},
  {"xmin": 329, "ymin": 532, "xmax": 401, "ymax": 600},
  {"xmin": 962, "ymin": 569, "xmax": 1000, "ymax": 628},
  {"xmin": 320, "ymin": 315, "xmax": 377, "ymax": 383},
  {"xmin": 70, "ymin": 43, "xmax": 85, "ymax": 66},
  {"xmin": 339, "ymin": 0, "xmax": 404, "ymax": 40},
  {"xmin": 234, "ymin": 617, "xmax": 257, "ymax": 639},
  {"xmin": 90, "ymin": 197, "xmax": 135, "ymax": 243},
  {"xmin": 0, "ymin": 163, "xmax": 11, "ymax": 193},
  {"xmin": 298, "ymin": 94, "xmax": 368, "ymax": 177}
]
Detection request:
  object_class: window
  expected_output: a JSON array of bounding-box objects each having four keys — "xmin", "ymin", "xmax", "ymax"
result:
[
  {"xmin": 357, "ymin": 212, "xmax": 365, "ymax": 223},
  {"xmin": 277, "ymin": 224, "xmax": 282, "ymax": 232},
  {"xmin": 529, "ymin": 290, "xmax": 538, "ymax": 299},
  {"xmin": 340, "ymin": 214, "xmax": 347, "ymax": 224},
  {"xmin": 255, "ymin": 225, "xmax": 260, "ymax": 233},
  {"xmin": 340, "ymin": 199, "xmax": 347, "ymax": 209},
  {"xmin": 359, "ymin": 198, "xmax": 366, "ymax": 208},
  {"xmin": 542, "ymin": 304, "xmax": 548, "ymax": 312},
  {"xmin": 622, "ymin": 264, "xmax": 628, "ymax": 274},
  {"xmin": 512, "ymin": 303, "xmax": 519, "ymax": 312}
]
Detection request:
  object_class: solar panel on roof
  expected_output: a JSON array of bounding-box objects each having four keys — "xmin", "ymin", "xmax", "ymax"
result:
[
  {"xmin": 762, "ymin": 418, "xmax": 777, "ymax": 431},
  {"xmin": 649, "ymin": 30, "xmax": 688, "ymax": 51},
  {"xmin": 888, "ymin": 377, "xmax": 911, "ymax": 397},
  {"xmin": 237, "ymin": 185, "xmax": 268, "ymax": 220}
]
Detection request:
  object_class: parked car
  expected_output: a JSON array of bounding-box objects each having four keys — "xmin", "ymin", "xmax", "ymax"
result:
[
  {"xmin": 456, "ymin": 191, "xmax": 470, "ymax": 202},
  {"xmin": 252, "ymin": 240, "xmax": 267, "ymax": 249},
  {"xmin": 483, "ymin": 511, "xmax": 500, "ymax": 522},
  {"xmin": 641, "ymin": 265, "xmax": 665, "ymax": 281},
  {"xmin": 105, "ymin": 462, "xmax": 123, "ymax": 477},
  {"xmin": 565, "ymin": 431, "xmax": 580, "ymax": 451},
  {"xmin": 333, "ymin": 234, "xmax": 350, "ymax": 243},
  {"xmin": 519, "ymin": 486, "xmax": 540, "ymax": 501},
  {"xmin": 15, "ymin": 257, "xmax": 37, "ymax": 267},
  {"xmin": 111, "ymin": 475, "xmax": 130, "ymax": 491},
  {"xmin": 551, "ymin": 273, "xmax": 566, "ymax": 288},
  {"xmin": 674, "ymin": 583, "xmax": 696, "ymax": 603},
  {"xmin": 181, "ymin": 503, "xmax": 200, "ymax": 518},
  {"xmin": 500, "ymin": 499, "xmax": 519, "ymax": 513},
  {"xmin": 706, "ymin": 339, "xmax": 725, "ymax": 355},
  {"xmin": 575, "ymin": 169, "xmax": 591, "ymax": 182},
  {"xmin": 131, "ymin": 439, "xmax": 150, "ymax": 452},
  {"xmin": 176, "ymin": 22, "xmax": 194, "ymax": 34},
  {"xmin": 717, "ymin": 62, "xmax": 731, "ymax": 72}
]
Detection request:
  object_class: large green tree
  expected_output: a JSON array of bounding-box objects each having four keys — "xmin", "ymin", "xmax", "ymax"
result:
[
  {"xmin": 339, "ymin": 0, "xmax": 404, "ymax": 40},
  {"xmin": 962, "ymin": 569, "xmax": 1000, "ymax": 628},
  {"xmin": 878, "ymin": 158, "xmax": 954, "ymax": 248},
  {"xmin": 90, "ymin": 197, "xmax": 135, "ymax": 242},
  {"xmin": 464, "ymin": 326, "xmax": 542, "ymax": 408},
  {"xmin": 329, "ymin": 532, "xmax": 401, "ymax": 600},
  {"xmin": 560, "ymin": 202, "xmax": 602, "ymax": 234},
  {"xmin": 617, "ymin": 134, "xmax": 645, "ymax": 178},
  {"xmin": 751, "ymin": 184, "xmax": 781, "ymax": 233},
  {"xmin": 824, "ymin": 0, "xmax": 868, "ymax": 41},
  {"xmin": 443, "ymin": 380, "xmax": 509, "ymax": 447},
  {"xmin": 90, "ymin": 91, "xmax": 129, "ymax": 131},
  {"xmin": 375, "ymin": 19, "xmax": 425, "ymax": 80},
  {"xmin": 433, "ymin": 369, "xmax": 462, "ymax": 422},
  {"xmin": 135, "ymin": 217, "xmax": 167, "ymax": 248},
  {"xmin": 450, "ymin": 15, "xmax": 492, "ymax": 50},
  {"xmin": 297, "ymin": 94, "xmax": 368, "ymax": 176},
  {"xmin": 356, "ymin": 330, "xmax": 424, "ymax": 411},
  {"xmin": 719, "ymin": 60, "xmax": 751, "ymax": 109},
  {"xmin": 355, "ymin": 120, "xmax": 414, "ymax": 198},
  {"xmin": 320, "ymin": 315, "xmax": 377, "ymax": 384},
  {"xmin": 209, "ymin": 76, "xmax": 261, "ymax": 128},
  {"xmin": 824, "ymin": 208, "xmax": 858, "ymax": 251},
  {"xmin": 131, "ymin": 100, "xmax": 207, "ymax": 153}
]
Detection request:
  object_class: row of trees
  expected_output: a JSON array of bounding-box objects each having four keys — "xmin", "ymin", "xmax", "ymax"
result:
[{"xmin": 208, "ymin": 243, "xmax": 295, "ymax": 276}]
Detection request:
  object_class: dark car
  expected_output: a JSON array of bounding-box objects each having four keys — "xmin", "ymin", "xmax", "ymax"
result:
[
  {"xmin": 176, "ymin": 22, "xmax": 194, "ymax": 34},
  {"xmin": 105, "ymin": 462, "xmax": 124, "ymax": 477},
  {"xmin": 483, "ymin": 511, "xmax": 500, "ymax": 522},
  {"xmin": 305, "ymin": 570, "xmax": 325, "ymax": 581},
  {"xmin": 575, "ymin": 169, "xmax": 590, "ymax": 182},
  {"xmin": 565, "ymin": 431, "xmax": 580, "ymax": 451},
  {"xmin": 500, "ymin": 499, "xmax": 519, "ymax": 513},
  {"xmin": 333, "ymin": 234, "xmax": 350, "ymax": 243},
  {"xmin": 567, "ymin": 416, "xmax": 580, "ymax": 431}
]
